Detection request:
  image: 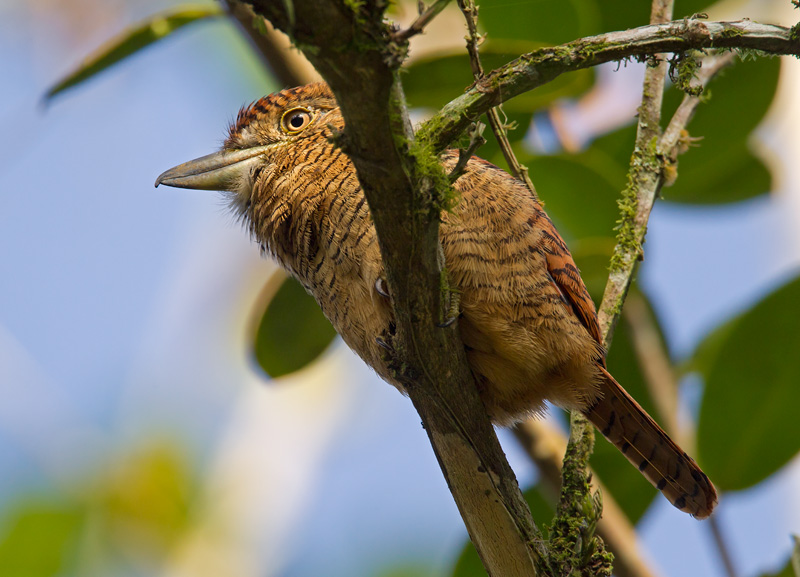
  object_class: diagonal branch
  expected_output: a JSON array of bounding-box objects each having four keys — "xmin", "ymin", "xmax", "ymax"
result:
[
  {"xmin": 417, "ymin": 19, "xmax": 799, "ymax": 152},
  {"xmin": 550, "ymin": 2, "xmax": 674, "ymax": 574},
  {"xmin": 598, "ymin": 50, "xmax": 736, "ymax": 342},
  {"xmin": 597, "ymin": 0, "xmax": 675, "ymax": 342}
]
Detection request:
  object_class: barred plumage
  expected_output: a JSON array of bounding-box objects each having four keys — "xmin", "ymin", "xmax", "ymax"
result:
[{"xmin": 156, "ymin": 82, "xmax": 717, "ymax": 518}]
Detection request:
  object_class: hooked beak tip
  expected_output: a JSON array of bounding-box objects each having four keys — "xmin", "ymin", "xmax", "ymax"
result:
[{"xmin": 154, "ymin": 144, "xmax": 274, "ymax": 192}]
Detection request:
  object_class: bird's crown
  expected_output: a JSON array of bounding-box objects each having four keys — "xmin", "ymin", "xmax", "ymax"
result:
[{"xmin": 224, "ymin": 82, "xmax": 339, "ymax": 150}]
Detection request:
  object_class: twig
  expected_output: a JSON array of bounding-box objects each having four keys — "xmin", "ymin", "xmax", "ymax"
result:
[
  {"xmin": 550, "ymin": 2, "xmax": 674, "ymax": 574},
  {"xmin": 597, "ymin": 0, "xmax": 673, "ymax": 343},
  {"xmin": 393, "ymin": 0, "xmax": 452, "ymax": 42},
  {"xmin": 622, "ymin": 292, "xmax": 684, "ymax": 445},
  {"xmin": 548, "ymin": 4, "xmax": 676, "ymax": 573},
  {"xmin": 417, "ymin": 19, "xmax": 800, "ymax": 152},
  {"xmin": 223, "ymin": 0, "xmax": 319, "ymax": 86},
  {"xmin": 449, "ymin": 121, "xmax": 486, "ymax": 182},
  {"xmin": 709, "ymin": 515, "xmax": 740, "ymax": 577},
  {"xmin": 514, "ymin": 420, "xmax": 662, "ymax": 577},
  {"xmin": 457, "ymin": 0, "xmax": 537, "ymax": 194}
]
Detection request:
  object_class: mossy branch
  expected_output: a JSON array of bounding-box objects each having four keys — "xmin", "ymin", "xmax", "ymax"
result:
[
  {"xmin": 549, "ymin": 3, "xmax": 676, "ymax": 575},
  {"xmin": 417, "ymin": 18, "xmax": 800, "ymax": 152},
  {"xmin": 597, "ymin": 50, "xmax": 735, "ymax": 344}
]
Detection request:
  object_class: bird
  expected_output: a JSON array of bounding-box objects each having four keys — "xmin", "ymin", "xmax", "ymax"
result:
[{"xmin": 155, "ymin": 82, "xmax": 717, "ymax": 518}]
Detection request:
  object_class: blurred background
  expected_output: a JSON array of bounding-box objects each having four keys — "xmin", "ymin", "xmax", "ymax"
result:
[{"xmin": 1, "ymin": 0, "xmax": 799, "ymax": 576}]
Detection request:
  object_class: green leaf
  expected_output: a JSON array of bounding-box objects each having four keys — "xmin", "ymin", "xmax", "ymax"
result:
[
  {"xmin": 95, "ymin": 442, "xmax": 195, "ymax": 553},
  {"xmin": 45, "ymin": 4, "xmax": 224, "ymax": 101},
  {"xmin": 0, "ymin": 500, "xmax": 84, "ymax": 577},
  {"xmin": 478, "ymin": 0, "xmax": 598, "ymax": 46},
  {"xmin": 405, "ymin": 41, "xmax": 592, "ymax": 113},
  {"xmin": 696, "ymin": 273, "xmax": 800, "ymax": 491},
  {"xmin": 252, "ymin": 273, "xmax": 338, "ymax": 378},
  {"xmin": 757, "ymin": 545, "xmax": 798, "ymax": 577},
  {"xmin": 450, "ymin": 484, "xmax": 554, "ymax": 577},
  {"xmin": 498, "ymin": 144, "xmax": 628, "ymax": 246},
  {"xmin": 523, "ymin": 151, "xmax": 627, "ymax": 243},
  {"xmin": 597, "ymin": 0, "xmax": 714, "ymax": 34},
  {"xmin": 659, "ymin": 57, "xmax": 780, "ymax": 204}
]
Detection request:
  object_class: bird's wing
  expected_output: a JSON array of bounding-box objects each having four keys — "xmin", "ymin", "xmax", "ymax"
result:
[{"xmin": 538, "ymin": 215, "xmax": 605, "ymax": 349}]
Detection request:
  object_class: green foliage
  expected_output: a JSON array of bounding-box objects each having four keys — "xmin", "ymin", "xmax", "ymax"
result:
[
  {"xmin": 520, "ymin": 152, "xmax": 627, "ymax": 242},
  {"xmin": 478, "ymin": 0, "xmax": 596, "ymax": 47},
  {"xmin": 404, "ymin": 42, "xmax": 593, "ymax": 113},
  {"xmin": 695, "ymin": 273, "xmax": 800, "ymax": 491},
  {"xmin": 596, "ymin": 0, "xmax": 711, "ymax": 32},
  {"xmin": 95, "ymin": 442, "xmax": 197, "ymax": 557},
  {"xmin": 757, "ymin": 538, "xmax": 800, "ymax": 577},
  {"xmin": 253, "ymin": 273, "xmax": 338, "ymax": 378},
  {"xmin": 45, "ymin": 4, "xmax": 224, "ymax": 101},
  {"xmin": 0, "ymin": 441, "xmax": 197, "ymax": 576},
  {"xmin": 0, "ymin": 501, "xmax": 84, "ymax": 577}
]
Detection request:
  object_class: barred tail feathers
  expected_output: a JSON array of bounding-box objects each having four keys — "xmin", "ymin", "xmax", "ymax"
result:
[{"xmin": 583, "ymin": 366, "xmax": 717, "ymax": 519}]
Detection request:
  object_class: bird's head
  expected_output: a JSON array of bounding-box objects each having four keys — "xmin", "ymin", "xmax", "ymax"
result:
[{"xmin": 155, "ymin": 82, "xmax": 340, "ymax": 215}]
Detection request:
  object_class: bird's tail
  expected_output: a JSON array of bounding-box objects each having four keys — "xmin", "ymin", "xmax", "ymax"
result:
[{"xmin": 582, "ymin": 366, "xmax": 717, "ymax": 518}]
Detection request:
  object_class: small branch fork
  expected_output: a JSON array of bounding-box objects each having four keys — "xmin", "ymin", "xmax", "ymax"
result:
[
  {"xmin": 393, "ymin": 0, "xmax": 452, "ymax": 42},
  {"xmin": 417, "ymin": 18, "xmax": 800, "ymax": 152},
  {"xmin": 597, "ymin": 48, "xmax": 736, "ymax": 343}
]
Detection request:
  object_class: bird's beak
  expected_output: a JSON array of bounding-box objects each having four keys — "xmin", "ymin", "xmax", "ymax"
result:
[{"xmin": 154, "ymin": 145, "xmax": 274, "ymax": 191}]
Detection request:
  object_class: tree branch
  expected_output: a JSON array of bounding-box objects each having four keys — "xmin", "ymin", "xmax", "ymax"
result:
[
  {"xmin": 392, "ymin": 0, "xmax": 452, "ymax": 42},
  {"xmin": 417, "ymin": 19, "xmax": 799, "ymax": 152},
  {"xmin": 224, "ymin": 0, "xmax": 319, "ymax": 86},
  {"xmin": 246, "ymin": 1, "xmax": 545, "ymax": 575},
  {"xmin": 514, "ymin": 420, "xmax": 661, "ymax": 577},
  {"xmin": 598, "ymin": 50, "xmax": 735, "ymax": 343},
  {"xmin": 548, "ymin": 2, "xmax": 674, "ymax": 574},
  {"xmin": 597, "ymin": 0, "xmax": 674, "ymax": 342}
]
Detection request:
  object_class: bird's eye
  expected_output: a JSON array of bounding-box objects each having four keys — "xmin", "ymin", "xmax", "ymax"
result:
[{"xmin": 281, "ymin": 108, "xmax": 313, "ymax": 133}]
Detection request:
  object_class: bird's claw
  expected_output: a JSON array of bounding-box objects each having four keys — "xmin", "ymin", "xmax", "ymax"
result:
[
  {"xmin": 436, "ymin": 314, "xmax": 460, "ymax": 328},
  {"xmin": 375, "ymin": 337, "xmax": 394, "ymax": 352},
  {"xmin": 375, "ymin": 277, "xmax": 390, "ymax": 299}
]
